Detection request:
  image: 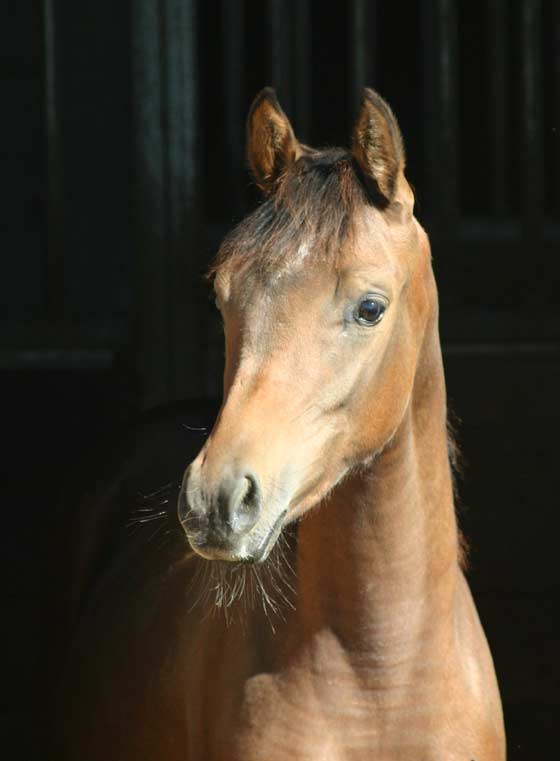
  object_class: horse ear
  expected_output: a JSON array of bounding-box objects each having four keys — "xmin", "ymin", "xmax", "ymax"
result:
[
  {"xmin": 247, "ymin": 87, "xmax": 301, "ymax": 195},
  {"xmin": 351, "ymin": 88, "xmax": 410, "ymax": 209}
]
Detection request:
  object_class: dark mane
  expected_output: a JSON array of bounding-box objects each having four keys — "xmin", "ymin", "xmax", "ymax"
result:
[{"xmin": 210, "ymin": 149, "xmax": 371, "ymax": 278}]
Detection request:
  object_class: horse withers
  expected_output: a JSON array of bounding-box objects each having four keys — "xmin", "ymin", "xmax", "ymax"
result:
[{"xmin": 51, "ymin": 88, "xmax": 505, "ymax": 760}]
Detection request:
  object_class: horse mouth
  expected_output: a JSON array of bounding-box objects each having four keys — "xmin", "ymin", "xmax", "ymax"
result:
[{"xmin": 185, "ymin": 508, "xmax": 287, "ymax": 564}]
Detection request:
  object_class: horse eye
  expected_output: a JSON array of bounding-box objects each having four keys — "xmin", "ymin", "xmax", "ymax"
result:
[{"xmin": 355, "ymin": 297, "xmax": 386, "ymax": 326}]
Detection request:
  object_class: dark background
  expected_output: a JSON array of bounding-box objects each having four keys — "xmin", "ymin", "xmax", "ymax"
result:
[{"xmin": 2, "ymin": 1, "xmax": 559, "ymax": 758}]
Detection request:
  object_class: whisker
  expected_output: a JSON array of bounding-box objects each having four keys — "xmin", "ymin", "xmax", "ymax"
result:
[
  {"xmin": 137, "ymin": 482, "xmax": 174, "ymax": 500},
  {"xmin": 126, "ymin": 510, "xmax": 168, "ymax": 527}
]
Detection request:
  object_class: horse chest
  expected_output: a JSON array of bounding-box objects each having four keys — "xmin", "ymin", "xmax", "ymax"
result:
[
  {"xmin": 196, "ymin": 667, "xmax": 434, "ymax": 761},
  {"xmin": 59, "ymin": 589, "xmax": 501, "ymax": 761},
  {"xmin": 189, "ymin": 632, "xmax": 502, "ymax": 761}
]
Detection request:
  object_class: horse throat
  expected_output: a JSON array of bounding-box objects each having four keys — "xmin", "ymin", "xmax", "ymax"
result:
[{"xmin": 293, "ymin": 317, "xmax": 459, "ymax": 670}]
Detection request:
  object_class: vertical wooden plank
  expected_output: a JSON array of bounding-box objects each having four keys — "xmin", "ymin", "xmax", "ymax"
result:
[
  {"xmin": 553, "ymin": 2, "xmax": 560, "ymax": 220},
  {"xmin": 222, "ymin": 0, "xmax": 246, "ymax": 217},
  {"xmin": 268, "ymin": 1, "xmax": 311, "ymax": 135},
  {"xmin": 131, "ymin": 0, "xmax": 169, "ymax": 407},
  {"xmin": 487, "ymin": 0, "xmax": 509, "ymax": 217},
  {"xmin": 163, "ymin": 0, "xmax": 203, "ymax": 400},
  {"xmin": 293, "ymin": 0, "xmax": 310, "ymax": 138},
  {"xmin": 43, "ymin": 0, "xmax": 65, "ymax": 320},
  {"xmin": 436, "ymin": 0, "xmax": 459, "ymax": 232},
  {"xmin": 58, "ymin": 1, "xmax": 132, "ymax": 326},
  {"xmin": 421, "ymin": 0, "xmax": 459, "ymax": 236},
  {"xmin": 267, "ymin": 0, "xmax": 292, "ymax": 114},
  {"xmin": 350, "ymin": 0, "xmax": 377, "ymax": 111},
  {"xmin": 519, "ymin": 0, "xmax": 543, "ymax": 236}
]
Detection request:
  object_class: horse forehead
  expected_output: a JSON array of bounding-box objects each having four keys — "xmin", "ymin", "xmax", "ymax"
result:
[
  {"xmin": 222, "ymin": 249, "xmax": 333, "ymax": 302},
  {"xmin": 352, "ymin": 209, "xmax": 417, "ymax": 263},
  {"xmin": 217, "ymin": 213, "xmax": 417, "ymax": 302}
]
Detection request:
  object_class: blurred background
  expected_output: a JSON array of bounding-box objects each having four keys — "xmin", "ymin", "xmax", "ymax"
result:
[{"xmin": 2, "ymin": 1, "xmax": 559, "ymax": 758}]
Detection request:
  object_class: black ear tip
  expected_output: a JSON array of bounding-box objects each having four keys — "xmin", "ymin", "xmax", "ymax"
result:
[
  {"xmin": 360, "ymin": 87, "xmax": 385, "ymax": 111},
  {"xmin": 251, "ymin": 86, "xmax": 280, "ymax": 112}
]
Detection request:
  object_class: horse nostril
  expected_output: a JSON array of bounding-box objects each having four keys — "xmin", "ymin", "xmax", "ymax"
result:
[
  {"xmin": 235, "ymin": 473, "xmax": 262, "ymax": 531},
  {"xmin": 218, "ymin": 472, "xmax": 262, "ymax": 534},
  {"xmin": 242, "ymin": 474, "xmax": 258, "ymax": 510}
]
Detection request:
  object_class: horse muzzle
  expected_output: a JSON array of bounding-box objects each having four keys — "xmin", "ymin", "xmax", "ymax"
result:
[{"xmin": 178, "ymin": 464, "xmax": 285, "ymax": 563}]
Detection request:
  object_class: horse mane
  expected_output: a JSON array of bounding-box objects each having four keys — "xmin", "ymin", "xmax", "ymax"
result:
[
  {"xmin": 210, "ymin": 148, "xmax": 371, "ymax": 280},
  {"xmin": 447, "ymin": 411, "xmax": 469, "ymax": 570}
]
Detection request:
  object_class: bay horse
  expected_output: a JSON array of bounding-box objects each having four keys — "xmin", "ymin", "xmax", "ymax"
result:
[{"xmin": 48, "ymin": 88, "xmax": 505, "ymax": 760}]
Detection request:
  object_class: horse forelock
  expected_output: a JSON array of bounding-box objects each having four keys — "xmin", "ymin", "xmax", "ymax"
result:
[{"xmin": 209, "ymin": 149, "xmax": 371, "ymax": 284}]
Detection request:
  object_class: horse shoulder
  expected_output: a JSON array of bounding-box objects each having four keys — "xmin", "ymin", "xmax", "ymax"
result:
[{"xmin": 452, "ymin": 571, "xmax": 506, "ymax": 759}]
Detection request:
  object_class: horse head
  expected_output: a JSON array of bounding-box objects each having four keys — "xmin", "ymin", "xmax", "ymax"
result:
[{"xmin": 179, "ymin": 87, "xmax": 434, "ymax": 563}]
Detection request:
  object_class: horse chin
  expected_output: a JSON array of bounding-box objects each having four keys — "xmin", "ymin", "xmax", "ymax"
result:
[{"xmin": 186, "ymin": 508, "xmax": 287, "ymax": 564}]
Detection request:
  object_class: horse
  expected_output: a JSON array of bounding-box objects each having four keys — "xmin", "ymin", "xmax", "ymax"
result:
[{"xmin": 45, "ymin": 87, "xmax": 505, "ymax": 760}]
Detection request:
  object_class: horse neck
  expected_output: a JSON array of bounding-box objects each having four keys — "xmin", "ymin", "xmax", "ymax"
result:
[{"xmin": 292, "ymin": 310, "xmax": 459, "ymax": 667}]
